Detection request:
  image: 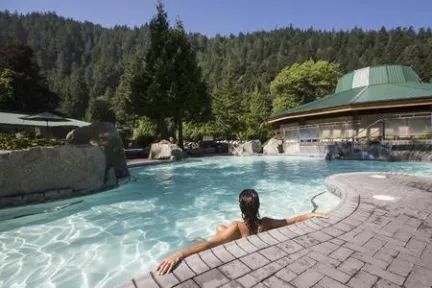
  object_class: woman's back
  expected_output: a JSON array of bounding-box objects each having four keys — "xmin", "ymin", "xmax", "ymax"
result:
[{"xmin": 235, "ymin": 217, "xmax": 277, "ymax": 238}]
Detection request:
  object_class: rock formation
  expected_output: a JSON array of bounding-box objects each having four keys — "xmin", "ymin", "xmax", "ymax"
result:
[
  {"xmin": 227, "ymin": 140, "xmax": 262, "ymax": 155},
  {"xmin": 228, "ymin": 142, "xmax": 243, "ymax": 155},
  {"xmin": 0, "ymin": 145, "xmax": 106, "ymax": 207},
  {"xmin": 66, "ymin": 122, "xmax": 129, "ymax": 180},
  {"xmin": 0, "ymin": 122, "xmax": 130, "ymax": 207},
  {"xmin": 263, "ymin": 138, "xmax": 283, "ymax": 155},
  {"xmin": 148, "ymin": 140, "xmax": 184, "ymax": 160},
  {"xmin": 242, "ymin": 140, "xmax": 262, "ymax": 155}
]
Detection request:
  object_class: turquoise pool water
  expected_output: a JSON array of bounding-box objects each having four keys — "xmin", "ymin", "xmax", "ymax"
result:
[{"xmin": 1, "ymin": 156, "xmax": 432, "ymax": 287}]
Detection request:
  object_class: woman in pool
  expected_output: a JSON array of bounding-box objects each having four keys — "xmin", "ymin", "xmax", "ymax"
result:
[{"xmin": 157, "ymin": 189, "xmax": 328, "ymax": 275}]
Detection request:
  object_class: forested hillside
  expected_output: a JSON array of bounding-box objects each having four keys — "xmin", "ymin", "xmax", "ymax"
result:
[{"xmin": 1, "ymin": 10, "xmax": 432, "ymax": 140}]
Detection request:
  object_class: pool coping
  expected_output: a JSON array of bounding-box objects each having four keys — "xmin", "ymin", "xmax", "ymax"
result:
[{"xmin": 123, "ymin": 171, "xmax": 432, "ymax": 287}]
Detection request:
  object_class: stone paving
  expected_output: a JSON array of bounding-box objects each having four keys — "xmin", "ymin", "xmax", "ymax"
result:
[{"xmin": 123, "ymin": 172, "xmax": 432, "ymax": 288}]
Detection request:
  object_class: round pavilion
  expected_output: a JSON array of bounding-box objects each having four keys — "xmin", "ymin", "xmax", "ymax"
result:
[{"xmin": 268, "ymin": 65, "xmax": 432, "ymax": 150}]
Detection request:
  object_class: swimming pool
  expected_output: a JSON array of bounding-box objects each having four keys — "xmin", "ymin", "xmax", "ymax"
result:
[{"xmin": 1, "ymin": 156, "xmax": 432, "ymax": 287}]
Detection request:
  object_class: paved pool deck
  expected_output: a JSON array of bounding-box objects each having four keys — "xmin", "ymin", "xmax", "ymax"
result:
[{"xmin": 123, "ymin": 172, "xmax": 432, "ymax": 288}]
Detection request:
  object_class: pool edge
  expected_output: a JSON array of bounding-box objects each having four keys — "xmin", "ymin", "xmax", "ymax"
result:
[{"xmin": 125, "ymin": 171, "xmax": 432, "ymax": 287}]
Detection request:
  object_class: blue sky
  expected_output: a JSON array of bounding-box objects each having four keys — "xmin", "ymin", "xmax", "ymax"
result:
[{"xmin": 0, "ymin": 0, "xmax": 431, "ymax": 36}]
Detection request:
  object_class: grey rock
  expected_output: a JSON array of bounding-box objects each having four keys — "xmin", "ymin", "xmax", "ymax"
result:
[
  {"xmin": 263, "ymin": 138, "xmax": 283, "ymax": 155},
  {"xmin": 228, "ymin": 143, "xmax": 244, "ymax": 156},
  {"xmin": 148, "ymin": 140, "xmax": 184, "ymax": 160},
  {"xmin": 66, "ymin": 121, "xmax": 129, "ymax": 179},
  {"xmin": 243, "ymin": 140, "xmax": 262, "ymax": 155},
  {"xmin": 0, "ymin": 145, "xmax": 106, "ymax": 206},
  {"xmin": 228, "ymin": 140, "xmax": 262, "ymax": 155}
]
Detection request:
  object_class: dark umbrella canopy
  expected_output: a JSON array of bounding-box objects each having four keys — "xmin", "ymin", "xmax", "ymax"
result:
[
  {"xmin": 19, "ymin": 112, "xmax": 71, "ymax": 132},
  {"xmin": 19, "ymin": 112, "xmax": 70, "ymax": 122}
]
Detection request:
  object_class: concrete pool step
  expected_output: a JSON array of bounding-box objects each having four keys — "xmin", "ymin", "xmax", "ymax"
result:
[{"xmin": 123, "ymin": 172, "xmax": 432, "ymax": 288}]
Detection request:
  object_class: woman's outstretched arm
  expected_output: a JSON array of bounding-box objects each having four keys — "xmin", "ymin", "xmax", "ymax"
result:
[
  {"xmin": 263, "ymin": 212, "xmax": 328, "ymax": 230},
  {"xmin": 156, "ymin": 222, "xmax": 241, "ymax": 275}
]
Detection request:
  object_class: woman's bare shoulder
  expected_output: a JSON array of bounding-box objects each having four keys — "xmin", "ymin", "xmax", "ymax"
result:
[
  {"xmin": 218, "ymin": 221, "xmax": 242, "ymax": 233},
  {"xmin": 229, "ymin": 220, "xmax": 243, "ymax": 230},
  {"xmin": 220, "ymin": 221, "xmax": 242, "ymax": 241}
]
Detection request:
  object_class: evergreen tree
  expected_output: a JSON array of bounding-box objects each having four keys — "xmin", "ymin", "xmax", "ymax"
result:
[
  {"xmin": 242, "ymin": 87, "xmax": 271, "ymax": 141},
  {"xmin": 169, "ymin": 20, "xmax": 210, "ymax": 147},
  {"xmin": 0, "ymin": 44, "xmax": 58, "ymax": 112},
  {"xmin": 132, "ymin": 3, "xmax": 210, "ymax": 146},
  {"xmin": 60, "ymin": 69, "xmax": 89, "ymax": 119},
  {"xmin": 2, "ymin": 11, "xmax": 432, "ymax": 100},
  {"xmin": 134, "ymin": 1, "xmax": 174, "ymax": 138},
  {"xmin": 85, "ymin": 96, "xmax": 115, "ymax": 123},
  {"xmin": 212, "ymin": 75, "xmax": 242, "ymax": 139},
  {"xmin": 2, "ymin": 11, "xmax": 432, "ymax": 140},
  {"xmin": 112, "ymin": 56, "xmax": 143, "ymax": 124}
]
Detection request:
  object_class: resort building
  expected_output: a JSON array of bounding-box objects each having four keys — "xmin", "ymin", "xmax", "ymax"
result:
[{"xmin": 268, "ymin": 65, "xmax": 432, "ymax": 154}]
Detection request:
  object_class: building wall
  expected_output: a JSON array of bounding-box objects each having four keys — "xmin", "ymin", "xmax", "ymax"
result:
[{"xmin": 278, "ymin": 111, "xmax": 432, "ymax": 143}]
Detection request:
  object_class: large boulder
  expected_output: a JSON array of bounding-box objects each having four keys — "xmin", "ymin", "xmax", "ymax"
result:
[
  {"xmin": 243, "ymin": 140, "xmax": 262, "ymax": 155},
  {"xmin": 66, "ymin": 122, "xmax": 129, "ymax": 181},
  {"xmin": 228, "ymin": 142, "xmax": 244, "ymax": 156},
  {"xmin": 263, "ymin": 138, "xmax": 283, "ymax": 155},
  {"xmin": 228, "ymin": 140, "xmax": 262, "ymax": 155},
  {"xmin": 148, "ymin": 140, "xmax": 184, "ymax": 160},
  {"xmin": 0, "ymin": 145, "xmax": 106, "ymax": 207}
]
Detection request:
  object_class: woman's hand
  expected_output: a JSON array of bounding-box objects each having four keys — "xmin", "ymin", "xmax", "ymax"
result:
[
  {"xmin": 310, "ymin": 212, "xmax": 328, "ymax": 219},
  {"xmin": 156, "ymin": 252, "xmax": 183, "ymax": 275}
]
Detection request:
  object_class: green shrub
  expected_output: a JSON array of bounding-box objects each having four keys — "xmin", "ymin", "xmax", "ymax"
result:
[
  {"xmin": 132, "ymin": 117, "xmax": 157, "ymax": 147},
  {"xmin": 0, "ymin": 134, "xmax": 62, "ymax": 150},
  {"xmin": 183, "ymin": 122, "xmax": 220, "ymax": 142}
]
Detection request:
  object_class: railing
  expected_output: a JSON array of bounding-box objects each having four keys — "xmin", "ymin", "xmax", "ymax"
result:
[
  {"xmin": 282, "ymin": 113, "xmax": 432, "ymax": 144},
  {"xmin": 351, "ymin": 118, "xmax": 385, "ymax": 144}
]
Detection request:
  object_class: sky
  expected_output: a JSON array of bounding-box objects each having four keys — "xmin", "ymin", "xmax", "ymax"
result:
[{"xmin": 0, "ymin": 0, "xmax": 431, "ymax": 37}]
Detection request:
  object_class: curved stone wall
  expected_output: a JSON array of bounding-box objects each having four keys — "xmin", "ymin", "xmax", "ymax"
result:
[{"xmin": 0, "ymin": 145, "xmax": 106, "ymax": 207}]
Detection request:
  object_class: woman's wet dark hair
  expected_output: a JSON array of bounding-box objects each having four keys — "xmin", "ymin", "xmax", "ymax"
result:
[{"xmin": 239, "ymin": 189, "xmax": 262, "ymax": 234}]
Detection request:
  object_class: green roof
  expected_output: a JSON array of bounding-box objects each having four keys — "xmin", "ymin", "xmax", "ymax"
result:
[
  {"xmin": 335, "ymin": 65, "xmax": 421, "ymax": 93},
  {"xmin": 271, "ymin": 65, "xmax": 432, "ymax": 120}
]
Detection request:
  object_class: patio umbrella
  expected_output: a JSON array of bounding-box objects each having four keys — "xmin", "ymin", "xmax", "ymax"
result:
[{"xmin": 19, "ymin": 112, "xmax": 70, "ymax": 129}]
